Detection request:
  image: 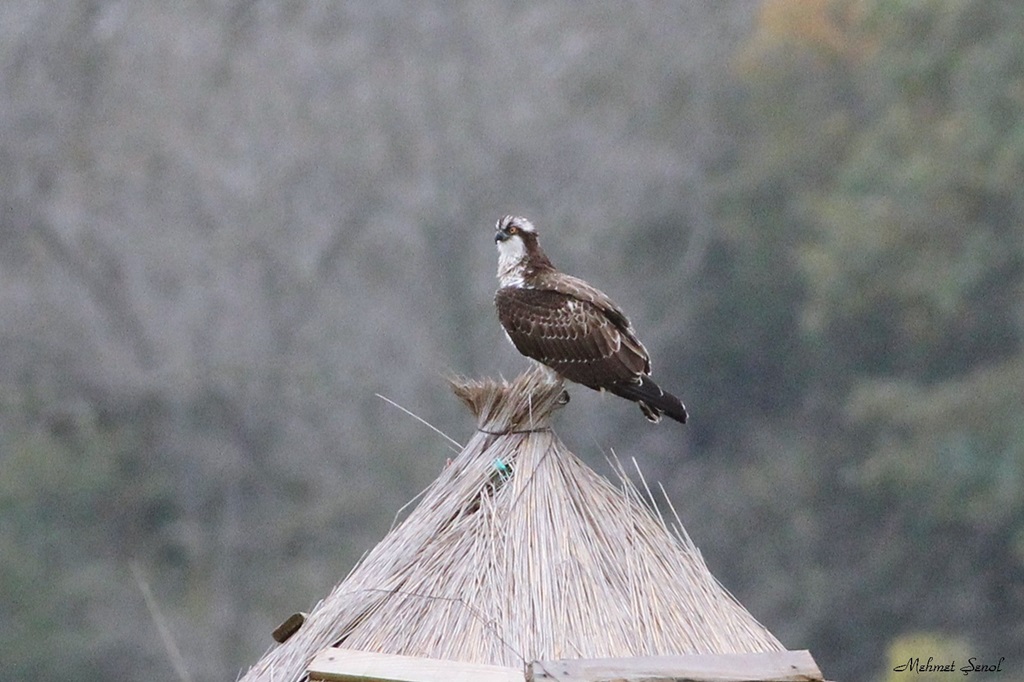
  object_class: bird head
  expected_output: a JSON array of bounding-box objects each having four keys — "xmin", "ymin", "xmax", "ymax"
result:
[
  {"xmin": 494, "ymin": 215, "xmax": 539, "ymax": 285},
  {"xmin": 495, "ymin": 214, "xmax": 537, "ymax": 242},
  {"xmin": 495, "ymin": 214, "xmax": 538, "ymax": 256},
  {"xmin": 494, "ymin": 215, "xmax": 553, "ymax": 287}
]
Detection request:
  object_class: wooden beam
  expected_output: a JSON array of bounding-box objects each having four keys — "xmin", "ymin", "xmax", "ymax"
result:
[
  {"xmin": 527, "ymin": 650, "xmax": 824, "ymax": 682},
  {"xmin": 308, "ymin": 647, "xmax": 524, "ymax": 682}
]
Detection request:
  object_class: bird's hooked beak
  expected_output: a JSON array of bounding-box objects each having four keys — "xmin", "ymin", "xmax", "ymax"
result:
[{"xmin": 495, "ymin": 230, "xmax": 510, "ymax": 243}]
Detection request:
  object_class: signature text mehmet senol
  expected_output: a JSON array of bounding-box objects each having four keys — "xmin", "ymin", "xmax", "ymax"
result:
[{"xmin": 894, "ymin": 656, "xmax": 1006, "ymax": 676}]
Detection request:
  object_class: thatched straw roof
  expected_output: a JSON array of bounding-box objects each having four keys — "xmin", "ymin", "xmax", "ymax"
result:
[{"xmin": 240, "ymin": 369, "xmax": 783, "ymax": 682}]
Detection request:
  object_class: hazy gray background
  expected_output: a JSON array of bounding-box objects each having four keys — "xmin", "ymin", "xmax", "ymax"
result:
[{"xmin": 3, "ymin": 1, "xmax": 1022, "ymax": 680}]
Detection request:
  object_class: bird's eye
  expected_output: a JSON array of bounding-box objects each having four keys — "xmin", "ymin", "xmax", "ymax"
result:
[{"xmin": 507, "ymin": 225, "xmax": 519, "ymax": 235}]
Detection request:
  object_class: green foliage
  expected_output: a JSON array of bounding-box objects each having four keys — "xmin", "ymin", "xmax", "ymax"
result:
[
  {"xmin": 707, "ymin": 0, "xmax": 1024, "ymax": 678},
  {"xmin": 0, "ymin": 404, "xmax": 168, "ymax": 679},
  {"xmin": 848, "ymin": 359, "xmax": 1024, "ymax": 525},
  {"xmin": 801, "ymin": 1, "xmax": 1024, "ymax": 380}
]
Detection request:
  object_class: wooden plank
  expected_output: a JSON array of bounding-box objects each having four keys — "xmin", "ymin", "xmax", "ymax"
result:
[
  {"xmin": 308, "ymin": 647, "xmax": 524, "ymax": 682},
  {"xmin": 527, "ymin": 650, "xmax": 824, "ymax": 682}
]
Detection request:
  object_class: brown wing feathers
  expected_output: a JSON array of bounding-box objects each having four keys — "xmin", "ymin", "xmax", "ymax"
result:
[{"xmin": 494, "ymin": 287, "xmax": 647, "ymax": 389}]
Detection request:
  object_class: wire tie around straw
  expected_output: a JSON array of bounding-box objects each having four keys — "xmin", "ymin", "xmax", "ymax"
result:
[{"xmin": 476, "ymin": 426, "xmax": 551, "ymax": 435}]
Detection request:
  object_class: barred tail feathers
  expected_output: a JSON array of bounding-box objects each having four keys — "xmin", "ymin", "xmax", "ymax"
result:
[{"xmin": 609, "ymin": 376, "xmax": 688, "ymax": 424}]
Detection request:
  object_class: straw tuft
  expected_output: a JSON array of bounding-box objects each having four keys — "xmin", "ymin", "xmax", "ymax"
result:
[
  {"xmin": 239, "ymin": 371, "xmax": 781, "ymax": 682},
  {"xmin": 449, "ymin": 366, "xmax": 567, "ymax": 433}
]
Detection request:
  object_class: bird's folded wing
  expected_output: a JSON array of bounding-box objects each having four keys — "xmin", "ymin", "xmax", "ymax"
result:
[{"xmin": 495, "ymin": 287, "xmax": 649, "ymax": 386}]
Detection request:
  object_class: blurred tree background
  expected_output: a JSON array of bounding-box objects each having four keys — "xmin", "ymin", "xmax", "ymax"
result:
[{"xmin": 1, "ymin": 1, "xmax": 1021, "ymax": 680}]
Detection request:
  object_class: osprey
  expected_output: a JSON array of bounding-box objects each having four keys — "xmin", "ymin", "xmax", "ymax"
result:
[{"xmin": 493, "ymin": 215, "xmax": 688, "ymax": 424}]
